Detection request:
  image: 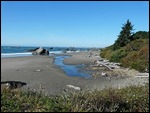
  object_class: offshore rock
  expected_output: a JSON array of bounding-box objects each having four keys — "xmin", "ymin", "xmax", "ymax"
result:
[{"xmin": 32, "ymin": 47, "xmax": 49, "ymax": 55}]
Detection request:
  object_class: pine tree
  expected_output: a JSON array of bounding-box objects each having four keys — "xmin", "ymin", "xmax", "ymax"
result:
[{"xmin": 114, "ymin": 19, "xmax": 134, "ymax": 50}]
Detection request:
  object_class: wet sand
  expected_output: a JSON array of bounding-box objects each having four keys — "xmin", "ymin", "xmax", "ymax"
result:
[{"xmin": 1, "ymin": 51, "xmax": 149, "ymax": 95}]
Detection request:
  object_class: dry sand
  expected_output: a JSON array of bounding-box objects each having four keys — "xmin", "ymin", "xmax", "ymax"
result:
[
  {"xmin": 64, "ymin": 51, "xmax": 101, "ymax": 65},
  {"xmin": 1, "ymin": 51, "xmax": 149, "ymax": 95}
]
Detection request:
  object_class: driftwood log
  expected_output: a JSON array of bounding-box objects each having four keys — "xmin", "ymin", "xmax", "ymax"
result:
[
  {"xmin": 135, "ymin": 73, "xmax": 149, "ymax": 78},
  {"xmin": 96, "ymin": 60, "xmax": 113, "ymax": 70},
  {"xmin": 93, "ymin": 60, "xmax": 121, "ymax": 71}
]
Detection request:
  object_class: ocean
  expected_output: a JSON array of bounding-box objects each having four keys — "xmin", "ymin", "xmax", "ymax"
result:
[{"xmin": 1, "ymin": 46, "xmax": 89, "ymax": 58}]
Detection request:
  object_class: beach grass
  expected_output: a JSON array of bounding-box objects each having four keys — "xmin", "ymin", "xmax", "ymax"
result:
[{"xmin": 1, "ymin": 83, "xmax": 149, "ymax": 112}]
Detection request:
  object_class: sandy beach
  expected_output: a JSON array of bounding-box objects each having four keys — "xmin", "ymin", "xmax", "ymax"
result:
[
  {"xmin": 1, "ymin": 51, "xmax": 149, "ymax": 95},
  {"xmin": 63, "ymin": 51, "xmax": 101, "ymax": 65}
]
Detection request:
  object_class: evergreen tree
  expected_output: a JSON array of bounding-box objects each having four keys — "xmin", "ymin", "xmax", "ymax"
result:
[{"xmin": 114, "ymin": 19, "xmax": 134, "ymax": 50}]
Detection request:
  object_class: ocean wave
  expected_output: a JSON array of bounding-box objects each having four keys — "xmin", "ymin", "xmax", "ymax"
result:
[
  {"xmin": 1, "ymin": 52, "xmax": 32, "ymax": 57},
  {"xmin": 1, "ymin": 50, "xmax": 85, "ymax": 58},
  {"xmin": 49, "ymin": 51, "xmax": 63, "ymax": 54},
  {"xmin": 1, "ymin": 51, "xmax": 63, "ymax": 57}
]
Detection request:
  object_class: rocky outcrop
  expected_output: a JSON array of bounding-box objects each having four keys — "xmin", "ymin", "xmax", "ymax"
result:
[{"xmin": 32, "ymin": 47, "xmax": 49, "ymax": 55}]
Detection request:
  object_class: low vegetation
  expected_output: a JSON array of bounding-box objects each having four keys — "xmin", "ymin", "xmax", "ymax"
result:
[
  {"xmin": 1, "ymin": 83, "xmax": 149, "ymax": 112},
  {"xmin": 101, "ymin": 38, "xmax": 149, "ymax": 72},
  {"xmin": 100, "ymin": 20, "xmax": 149, "ymax": 72}
]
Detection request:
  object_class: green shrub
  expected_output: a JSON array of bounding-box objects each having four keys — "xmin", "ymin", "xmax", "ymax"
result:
[
  {"xmin": 101, "ymin": 37, "xmax": 149, "ymax": 72},
  {"xmin": 121, "ymin": 40, "xmax": 149, "ymax": 72},
  {"xmin": 132, "ymin": 31, "xmax": 149, "ymax": 39},
  {"xmin": 109, "ymin": 49, "xmax": 128, "ymax": 62}
]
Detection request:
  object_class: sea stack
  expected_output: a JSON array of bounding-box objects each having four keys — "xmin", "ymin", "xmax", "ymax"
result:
[{"xmin": 32, "ymin": 47, "xmax": 49, "ymax": 55}]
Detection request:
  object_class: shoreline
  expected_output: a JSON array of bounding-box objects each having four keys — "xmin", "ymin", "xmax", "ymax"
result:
[{"xmin": 1, "ymin": 51, "xmax": 149, "ymax": 94}]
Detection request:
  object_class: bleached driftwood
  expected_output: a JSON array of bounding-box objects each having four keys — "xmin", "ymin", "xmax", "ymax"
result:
[
  {"xmin": 96, "ymin": 60, "xmax": 113, "ymax": 70},
  {"xmin": 93, "ymin": 60, "xmax": 121, "ymax": 70},
  {"xmin": 134, "ymin": 73, "xmax": 149, "ymax": 78},
  {"xmin": 134, "ymin": 76, "xmax": 149, "ymax": 78},
  {"xmin": 138, "ymin": 73, "xmax": 149, "ymax": 76},
  {"xmin": 108, "ymin": 65, "xmax": 120, "ymax": 69},
  {"xmin": 66, "ymin": 85, "xmax": 81, "ymax": 90}
]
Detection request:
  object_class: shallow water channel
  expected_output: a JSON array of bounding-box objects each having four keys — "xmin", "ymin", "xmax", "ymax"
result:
[{"xmin": 54, "ymin": 56, "xmax": 91, "ymax": 78}]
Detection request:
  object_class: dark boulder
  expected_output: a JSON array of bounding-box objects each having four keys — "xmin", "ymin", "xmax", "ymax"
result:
[
  {"xmin": 1, "ymin": 81, "xmax": 27, "ymax": 89},
  {"xmin": 32, "ymin": 47, "xmax": 49, "ymax": 55}
]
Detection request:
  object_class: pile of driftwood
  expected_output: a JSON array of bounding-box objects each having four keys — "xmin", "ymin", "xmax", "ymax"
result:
[
  {"xmin": 92, "ymin": 59, "xmax": 121, "ymax": 71},
  {"xmin": 91, "ymin": 59, "xmax": 149, "ymax": 78}
]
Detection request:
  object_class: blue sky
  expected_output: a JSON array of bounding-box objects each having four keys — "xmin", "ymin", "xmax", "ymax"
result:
[{"xmin": 1, "ymin": 1, "xmax": 149, "ymax": 47}]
